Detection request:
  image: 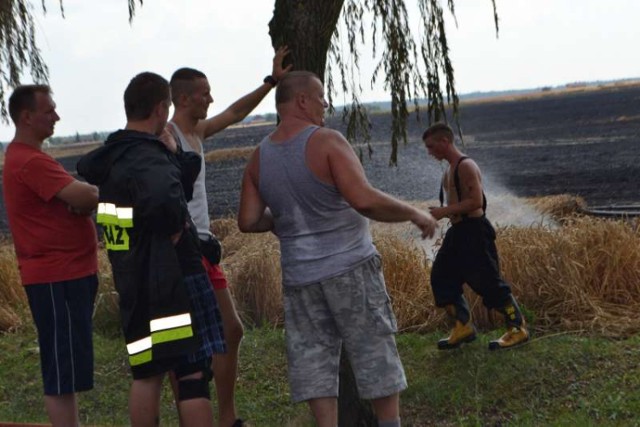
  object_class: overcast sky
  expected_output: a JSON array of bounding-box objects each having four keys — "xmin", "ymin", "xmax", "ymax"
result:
[{"xmin": 1, "ymin": 0, "xmax": 639, "ymax": 141}]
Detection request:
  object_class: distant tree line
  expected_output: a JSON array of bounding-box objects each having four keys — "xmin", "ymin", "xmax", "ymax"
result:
[{"xmin": 48, "ymin": 131, "xmax": 109, "ymax": 146}]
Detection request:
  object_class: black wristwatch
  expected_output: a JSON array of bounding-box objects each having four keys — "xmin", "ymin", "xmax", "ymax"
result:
[{"xmin": 263, "ymin": 75, "xmax": 278, "ymax": 87}]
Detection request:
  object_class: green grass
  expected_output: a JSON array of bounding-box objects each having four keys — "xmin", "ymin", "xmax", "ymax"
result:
[
  {"xmin": 400, "ymin": 332, "xmax": 640, "ymax": 426},
  {"xmin": 1, "ymin": 326, "xmax": 639, "ymax": 426}
]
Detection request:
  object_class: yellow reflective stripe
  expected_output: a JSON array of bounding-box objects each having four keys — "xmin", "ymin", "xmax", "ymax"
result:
[
  {"xmin": 125, "ymin": 323, "xmax": 194, "ymax": 367},
  {"xmin": 150, "ymin": 313, "xmax": 192, "ymax": 332},
  {"xmin": 151, "ymin": 325, "xmax": 194, "ymax": 345},
  {"xmin": 102, "ymin": 224, "xmax": 130, "ymax": 251},
  {"xmin": 127, "ymin": 336, "xmax": 153, "ymax": 367},
  {"xmin": 97, "ymin": 203, "xmax": 118, "ymax": 225},
  {"xmin": 116, "ymin": 207, "xmax": 133, "ymax": 227},
  {"xmin": 98, "ymin": 203, "xmax": 117, "ymax": 216},
  {"xmin": 96, "ymin": 213, "xmax": 117, "ymax": 225},
  {"xmin": 129, "ymin": 349, "xmax": 152, "ymax": 366},
  {"xmin": 97, "ymin": 203, "xmax": 134, "ymax": 228},
  {"xmin": 127, "ymin": 336, "xmax": 152, "ymax": 355}
]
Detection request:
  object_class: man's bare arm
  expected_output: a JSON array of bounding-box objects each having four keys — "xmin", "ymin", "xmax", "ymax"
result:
[
  {"xmin": 238, "ymin": 148, "xmax": 273, "ymax": 233},
  {"xmin": 324, "ymin": 130, "xmax": 437, "ymax": 238},
  {"xmin": 57, "ymin": 180, "xmax": 99, "ymax": 214},
  {"xmin": 159, "ymin": 127, "xmax": 178, "ymax": 153},
  {"xmin": 197, "ymin": 46, "xmax": 292, "ymax": 139}
]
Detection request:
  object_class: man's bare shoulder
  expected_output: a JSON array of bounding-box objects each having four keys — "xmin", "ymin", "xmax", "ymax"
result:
[
  {"xmin": 244, "ymin": 145, "xmax": 262, "ymax": 182},
  {"xmin": 306, "ymin": 128, "xmax": 356, "ymax": 185},
  {"xmin": 250, "ymin": 144, "xmax": 261, "ymax": 158},
  {"xmin": 310, "ymin": 127, "xmax": 350, "ymax": 150},
  {"xmin": 458, "ymin": 157, "xmax": 481, "ymax": 175}
]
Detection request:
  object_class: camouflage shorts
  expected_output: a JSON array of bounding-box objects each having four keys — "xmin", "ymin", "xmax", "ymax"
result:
[{"xmin": 283, "ymin": 254, "xmax": 407, "ymax": 403}]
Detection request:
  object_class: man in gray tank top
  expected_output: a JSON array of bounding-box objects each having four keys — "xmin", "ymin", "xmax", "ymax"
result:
[
  {"xmin": 238, "ymin": 71, "xmax": 437, "ymax": 427},
  {"xmin": 163, "ymin": 47, "xmax": 292, "ymax": 427}
]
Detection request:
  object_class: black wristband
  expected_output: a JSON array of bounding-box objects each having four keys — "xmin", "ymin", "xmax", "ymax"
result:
[{"xmin": 263, "ymin": 75, "xmax": 278, "ymax": 87}]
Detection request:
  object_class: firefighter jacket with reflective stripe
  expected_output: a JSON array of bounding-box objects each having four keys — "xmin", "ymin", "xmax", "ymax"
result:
[{"xmin": 77, "ymin": 130, "xmax": 202, "ymax": 367}]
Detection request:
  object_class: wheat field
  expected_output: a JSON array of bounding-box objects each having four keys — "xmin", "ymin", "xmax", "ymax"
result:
[{"xmin": 1, "ymin": 195, "xmax": 639, "ymax": 338}]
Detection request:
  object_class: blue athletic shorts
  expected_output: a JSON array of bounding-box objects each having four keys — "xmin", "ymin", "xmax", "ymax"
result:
[{"xmin": 25, "ymin": 275, "xmax": 98, "ymax": 395}]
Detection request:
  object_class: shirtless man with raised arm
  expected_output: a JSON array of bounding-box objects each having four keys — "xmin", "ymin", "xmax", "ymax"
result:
[{"xmin": 166, "ymin": 47, "xmax": 292, "ymax": 427}]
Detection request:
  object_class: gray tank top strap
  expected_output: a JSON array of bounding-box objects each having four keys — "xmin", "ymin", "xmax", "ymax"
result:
[{"xmin": 291, "ymin": 125, "xmax": 320, "ymax": 146}]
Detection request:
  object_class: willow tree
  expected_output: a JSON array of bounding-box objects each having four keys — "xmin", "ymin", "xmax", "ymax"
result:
[
  {"xmin": 0, "ymin": 0, "xmax": 137, "ymax": 121},
  {"xmin": 267, "ymin": 1, "xmax": 498, "ymax": 422},
  {"xmin": 2, "ymin": 0, "xmax": 497, "ymax": 423},
  {"xmin": 268, "ymin": 0, "xmax": 498, "ymax": 164},
  {"xmin": 2, "ymin": 0, "xmax": 498, "ymax": 164},
  {"xmin": 0, "ymin": 0, "xmax": 48, "ymax": 119}
]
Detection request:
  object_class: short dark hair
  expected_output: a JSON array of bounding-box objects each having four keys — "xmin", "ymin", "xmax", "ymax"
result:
[
  {"xmin": 275, "ymin": 71, "xmax": 320, "ymax": 105},
  {"xmin": 170, "ymin": 68, "xmax": 207, "ymax": 103},
  {"xmin": 422, "ymin": 122, "xmax": 454, "ymax": 142},
  {"xmin": 8, "ymin": 84, "xmax": 52, "ymax": 124},
  {"xmin": 124, "ymin": 72, "xmax": 170, "ymax": 121}
]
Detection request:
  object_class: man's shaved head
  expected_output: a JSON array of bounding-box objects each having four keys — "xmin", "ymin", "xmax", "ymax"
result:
[
  {"xmin": 170, "ymin": 67, "xmax": 207, "ymax": 103},
  {"xmin": 275, "ymin": 71, "xmax": 320, "ymax": 105},
  {"xmin": 422, "ymin": 122, "xmax": 454, "ymax": 143}
]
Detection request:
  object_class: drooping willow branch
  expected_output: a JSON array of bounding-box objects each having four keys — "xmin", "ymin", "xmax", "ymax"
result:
[
  {"xmin": 327, "ymin": 0, "xmax": 498, "ymax": 164},
  {"xmin": 0, "ymin": 0, "xmax": 142, "ymax": 122}
]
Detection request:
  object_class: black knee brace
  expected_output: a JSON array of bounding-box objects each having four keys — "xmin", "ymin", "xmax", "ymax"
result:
[{"xmin": 177, "ymin": 375, "xmax": 211, "ymax": 401}]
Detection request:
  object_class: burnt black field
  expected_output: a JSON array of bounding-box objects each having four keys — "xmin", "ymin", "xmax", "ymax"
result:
[
  {"xmin": 200, "ymin": 83, "xmax": 640, "ymax": 219},
  {"xmin": 1, "ymin": 83, "xmax": 639, "ymax": 232}
]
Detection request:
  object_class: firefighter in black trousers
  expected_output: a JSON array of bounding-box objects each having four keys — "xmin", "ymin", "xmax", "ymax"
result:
[{"xmin": 423, "ymin": 123, "xmax": 529, "ymax": 350}]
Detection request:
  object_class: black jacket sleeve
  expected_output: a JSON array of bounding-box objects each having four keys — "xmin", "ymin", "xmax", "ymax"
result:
[{"xmin": 128, "ymin": 148, "xmax": 188, "ymax": 235}]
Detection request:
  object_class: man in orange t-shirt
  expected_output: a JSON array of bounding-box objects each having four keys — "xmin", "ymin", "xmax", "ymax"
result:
[{"xmin": 2, "ymin": 85, "xmax": 99, "ymax": 426}]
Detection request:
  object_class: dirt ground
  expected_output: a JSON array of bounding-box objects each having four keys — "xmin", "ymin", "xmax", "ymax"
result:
[{"xmin": 1, "ymin": 83, "xmax": 639, "ymax": 231}]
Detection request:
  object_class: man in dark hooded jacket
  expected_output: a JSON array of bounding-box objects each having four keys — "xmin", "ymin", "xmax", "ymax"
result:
[{"xmin": 78, "ymin": 72, "xmax": 224, "ymax": 427}]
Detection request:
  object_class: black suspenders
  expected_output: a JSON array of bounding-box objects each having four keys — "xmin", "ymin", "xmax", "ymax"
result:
[{"xmin": 438, "ymin": 156, "xmax": 487, "ymax": 217}]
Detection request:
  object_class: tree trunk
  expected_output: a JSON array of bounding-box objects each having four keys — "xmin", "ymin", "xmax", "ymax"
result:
[
  {"xmin": 268, "ymin": 0, "xmax": 343, "ymax": 81},
  {"xmin": 338, "ymin": 350, "xmax": 379, "ymax": 426},
  {"xmin": 269, "ymin": 2, "xmax": 378, "ymax": 425}
]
